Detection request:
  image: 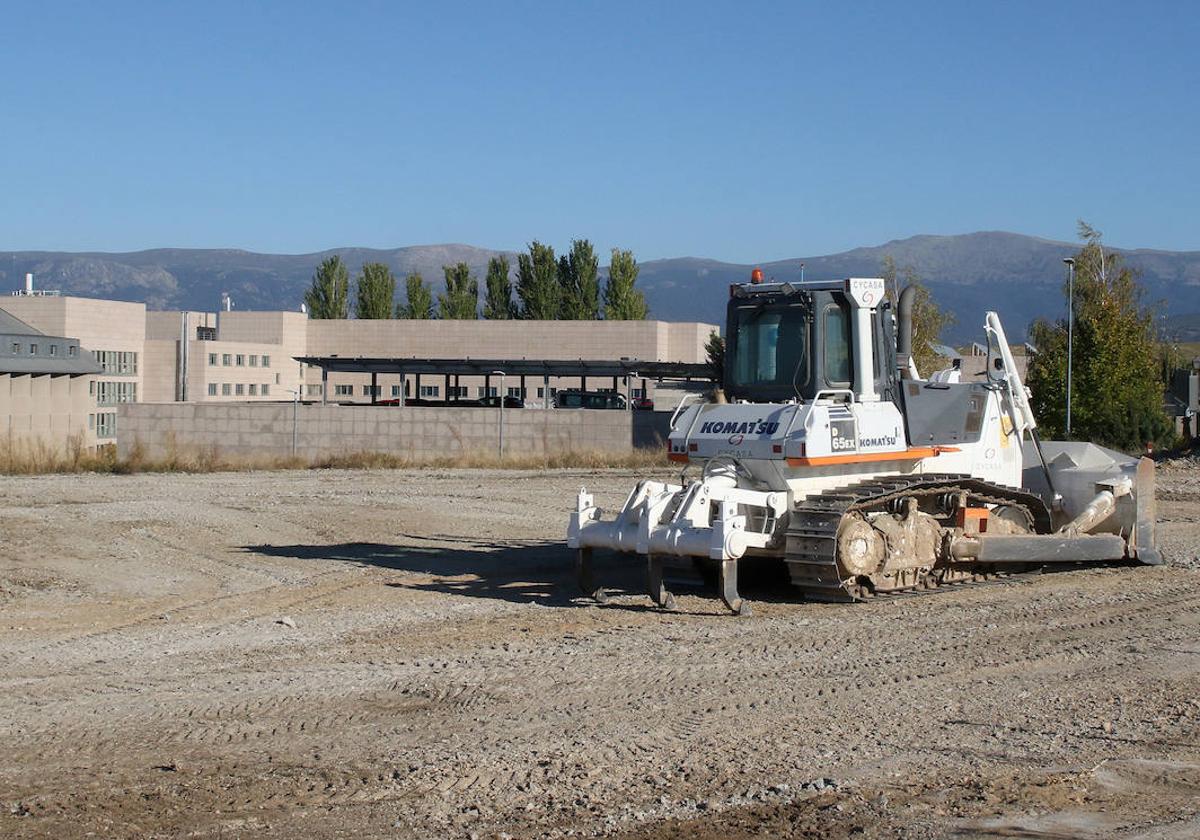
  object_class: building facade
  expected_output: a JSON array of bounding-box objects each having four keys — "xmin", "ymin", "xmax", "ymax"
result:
[
  {"xmin": 0, "ymin": 289, "xmax": 718, "ymax": 444},
  {"xmin": 0, "ymin": 308, "xmax": 101, "ymax": 450},
  {"xmin": 3, "ymin": 294, "xmax": 145, "ymax": 443}
]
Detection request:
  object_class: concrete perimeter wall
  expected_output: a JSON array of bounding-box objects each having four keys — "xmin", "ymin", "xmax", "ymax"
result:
[{"xmin": 117, "ymin": 403, "xmax": 634, "ymax": 460}]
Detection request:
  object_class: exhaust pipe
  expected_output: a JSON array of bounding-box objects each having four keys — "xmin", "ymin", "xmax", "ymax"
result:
[{"xmin": 897, "ymin": 285, "xmax": 916, "ymax": 377}]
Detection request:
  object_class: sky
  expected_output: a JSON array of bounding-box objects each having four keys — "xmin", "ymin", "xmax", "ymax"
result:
[{"xmin": 1, "ymin": 1, "xmax": 1197, "ymax": 262}]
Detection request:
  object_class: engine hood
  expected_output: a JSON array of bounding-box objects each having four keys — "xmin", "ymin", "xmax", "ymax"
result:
[{"xmin": 669, "ymin": 402, "xmax": 802, "ymax": 461}]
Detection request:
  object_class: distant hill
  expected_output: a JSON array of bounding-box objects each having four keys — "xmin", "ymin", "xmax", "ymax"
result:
[
  {"xmin": 636, "ymin": 232, "xmax": 1200, "ymax": 342},
  {"xmin": 3, "ymin": 232, "xmax": 1199, "ymax": 342}
]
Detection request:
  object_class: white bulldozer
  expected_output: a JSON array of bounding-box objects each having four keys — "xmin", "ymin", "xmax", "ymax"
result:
[{"xmin": 568, "ymin": 272, "xmax": 1159, "ymax": 614}]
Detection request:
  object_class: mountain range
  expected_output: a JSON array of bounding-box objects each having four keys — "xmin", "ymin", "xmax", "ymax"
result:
[{"xmin": 4, "ymin": 232, "xmax": 1199, "ymax": 343}]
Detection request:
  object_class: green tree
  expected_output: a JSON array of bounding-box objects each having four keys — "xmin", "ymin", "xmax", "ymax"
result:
[
  {"xmin": 483, "ymin": 255, "xmax": 516, "ymax": 319},
  {"xmin": 603, "ymin": 248, "xmax": 649, "ymax": 320},
  {"xmin": 437, "ymin": 262, "xmax": 479, "ymax": 320},
  {"xmin": 304, "ymin": 255, "xmax": 349, "ymax": 319},
  {"xmin": 557, "ymin": 254, "xmax": 574, "ymax": 317},
  {"xmin": 559, "ymin": 239, "xmax": 600, "ymax": 319},
  {"xmin": 516, "ymin": 241, "xmax": 559, "ymax": 319},
  {"xmin": 1026, "ymin": 221, "xmax": 1172, "ymax": 450},
  {"xmin": 354, "ymin": 262, "xmax": 396, "ymax": 319},
  {"xmin": 396, "ymin": 272, "xmax": 434, "ymax": 319},
  {"xmin": 705, "ymin": 330, "xmax": 725, "ymax": 389},
  {"xmin": 880, "ymin": 256, "xmax": 953, "ymax": 375}
]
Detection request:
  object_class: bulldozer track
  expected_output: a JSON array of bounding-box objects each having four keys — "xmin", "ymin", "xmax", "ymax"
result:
[{"xmin": 786, "ymin": 473, "xmax": 1054, "ymax": 602}]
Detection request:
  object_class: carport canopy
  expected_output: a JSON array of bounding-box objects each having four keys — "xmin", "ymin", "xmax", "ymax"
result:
[{"xmin": 294, "ymin": 356, "xmax": 713, "ymax": 406}]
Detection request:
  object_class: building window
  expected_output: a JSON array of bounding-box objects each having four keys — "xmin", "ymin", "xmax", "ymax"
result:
[
  {"xmin": 507, "ymin": 387, "xmax": 523, "ymax": 398},
  {"xmin": 391, "ymin": 385, "xmax": 402, "ymax": 397},
  {"xmin": 335, "ymin": 384, "xmax": 353, "ymax": 397},
  {"xmin": 95, "ymin": 381, "xmax": 138, "ymax": 406},
  {"xmin": 49, "ymin": 344, "xmax": 58, "ymax": 356},
  {"xmin": 29, "ymin": 344, "xmax": 37, "ymax": 355},
  {"xmin": 222, "ymin": 383, "xmax": 231, "ymax": 396},
  {"xmin": 249, "ymin": 355, "xmax": 258, "ymax": 367},
  {"xmin": 95, "ymin": 412, "xmax": 117, "ymax": 439},
  {"xmin": 261, "ymin": 384, "xmax": 270, "ymax": 396},
  {"xmin": 93, "ymin": 350, "xmax": 138, "ymax": 375},
  {"xmin": 362, "ymin": 385, "xmax": 381, "ymax": 396},
  {"xmin": 10, "ymin": 343, "xmax": 18, "ymax": 353},
  {"xmin": 207, "ymin": 383, "xmax": 217, "ymax": 396},
  {"xmin": 307, "ymin": 384, "xmax": 322, "ymax": 396},
  {"xmin": 197, "ymin": 326, "xmax": 217, "ymax": 341},
  {"xmin": 235, "ymin": 384, "xmax": 244, "ymax": 395},
  {"xmin": 88, "ymin": 414, "xmax": 95, "ymax": 430},
  {"xmin": 261, "ymin": 355, "xmax": 270, "ymax": 367},
  {"xmin": 89, "ymin": 380, "xmax": 95, "ymax": 396},
  {"xmin": 222, "ymin": 354, "xmax": 231, "ymax": 366},
  {"xmin": 536, "ymin": 387, "xmax": 559, "ymax": 399},
  {"xmin": 68, "ymin": 345, "xmax": 76, "ymax": 357},
  {"xmin": 208, "ymin": 353, "xmax": 218, "ymax": 366},
  {"xmin": 236, "ymin": 354, "xmax": 245, "ymax": 366},
  {"xmin": 477, "ymin": 386, "xmax": 498, "ymax": 398},
  {"xmin": 418, "ymin": 385, "xmax": 440, "ymax": 398},
  {"xmin": 248, "ymin": 384, "xmax": 258, "ymax": 395},
  {"xmin": 274, "ymin": 373, "xmax": 280, "ymax": 384}
]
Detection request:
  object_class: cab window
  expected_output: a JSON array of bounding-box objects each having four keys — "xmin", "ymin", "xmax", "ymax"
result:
[{"xmin": 824, "ymin": 305, "xmax": 852, "ymax": 385}]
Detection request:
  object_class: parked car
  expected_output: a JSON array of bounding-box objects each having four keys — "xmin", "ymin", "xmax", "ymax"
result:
[
  {"xmin": 478, "ymin": 395, "xmax": 524, "ymax": 408},
  {"xmin": 554, "ymin": 389, "xmax": 628, "ymax": 410},
  {"xmin": 632, "ymin": 396, "xmax": 655, "ymax": 410}
]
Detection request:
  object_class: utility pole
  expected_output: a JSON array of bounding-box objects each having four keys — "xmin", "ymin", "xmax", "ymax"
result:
[
  {"xmin": 289, "ymin": 388, "xmax": 300, "ymax": 456},
  {"xmin": 1063, "ymin": 258, "xmax": 1075, "ymax": 436},
  {"xmin": 492, "ymin": 370, "xmax": 506, "ymax": 459}
]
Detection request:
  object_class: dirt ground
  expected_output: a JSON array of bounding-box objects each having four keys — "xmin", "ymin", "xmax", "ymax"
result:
[{"xmin": 1, "ymin": 463, "xmax": 1199, "ymax": 839}]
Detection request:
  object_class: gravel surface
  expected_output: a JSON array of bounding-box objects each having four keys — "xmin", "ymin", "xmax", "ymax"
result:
[{"xmin": 1, "ymin": 466, "xmax": 1198, "ymax": 839}]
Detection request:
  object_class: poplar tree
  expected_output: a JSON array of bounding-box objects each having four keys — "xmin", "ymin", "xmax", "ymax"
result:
[
  {"xmin": 483, "ymin": 255, "xmax": 516, "ymax": 319},
  {"xmin": 603, "ymin": 248, "xmax": 649, "ymax": 320},
  {"xmin": 559, "ymin": 239, "xmax": 600, "ymax": 319},
  {"xmin": 437, "ymin": 263, "xmax": 479, "ymax": 319},
  {"xmin": 516, "ymin": 241, "xmax": 560, "ymax": 319},
  {"xmin": 354, "ymin": 262, "xmax": 396, "ymax": 319},
  {"xmin": 396, "ymin": 272, "xmax": 434, "ymax": 319},
  {"xmin": 304, "ymin": 255, "xmax": 349, "ymax": 319}
]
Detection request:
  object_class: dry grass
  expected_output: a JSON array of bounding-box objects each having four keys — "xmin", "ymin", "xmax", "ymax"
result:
[{"xmin": 0, "ymin": 435, "xmax": 668, "ymax": 476}]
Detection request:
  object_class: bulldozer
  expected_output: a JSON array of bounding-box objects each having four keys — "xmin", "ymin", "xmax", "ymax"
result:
[{"xmin": 567, "ymin": 273, "xmax": 1159, "ymax": 614}]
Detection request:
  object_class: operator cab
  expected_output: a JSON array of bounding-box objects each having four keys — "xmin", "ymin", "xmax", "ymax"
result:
[{"xmin": 723, "ymin": 278, "xmax": 899, "ymax": 406}]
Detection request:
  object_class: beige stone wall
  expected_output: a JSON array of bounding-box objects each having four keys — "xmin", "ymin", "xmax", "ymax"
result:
[
  {"xmin": 145, "ymin": 311, "xmax": 218, "ymax": 341},
  {"xmin": 0, "ymin": 373, "xmax": 96, "ymax": 451},
  {"xmin": 214, "ymin": 310, "xmax": 308, "ymax": 348},
  {"xmin": 142, "ymin": 339, "xmax": 179, "ymax": 403},
  {"xmin": 303, "ymin": 318, "xmax": 707, "ymax": 361},
  {"xmin": 666, "ymin": 322, "xmax": 716, "ymax": 367},
  {"xmin": 117, "ymin": 403, "xmax": 633, "ymax": 460}
]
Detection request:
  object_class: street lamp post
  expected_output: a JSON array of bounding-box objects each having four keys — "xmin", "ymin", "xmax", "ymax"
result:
[
  {"xmin": 1063, "ymin": 257, "xmax": 1076, "ymax": 436},
  {"xmin": 288, "ymin": 388, "xmax": 301, "ymax": 456},
  {"xmin": 491, "ymin": 370, "xmax": 506, "ymax": 459}
]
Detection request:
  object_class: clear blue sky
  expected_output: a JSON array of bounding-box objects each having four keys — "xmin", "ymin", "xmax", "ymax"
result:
[{"xmin": 2, "ymin": 1, "xmax": 1196, "ymax": 261}]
